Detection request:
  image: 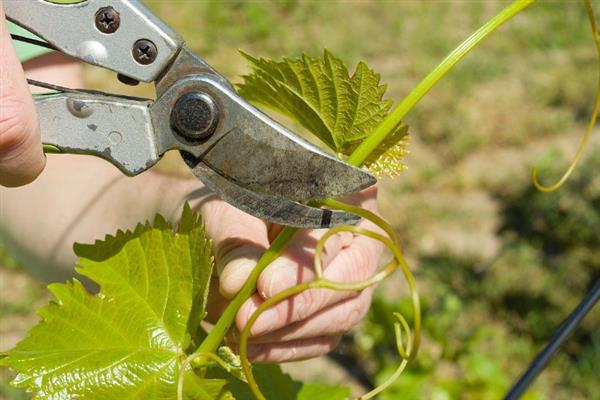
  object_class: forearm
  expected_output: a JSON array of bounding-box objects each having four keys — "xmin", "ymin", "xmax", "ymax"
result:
[
  {"xmin": 0, "ymin": 154, "xmax": 203, "ymax": 281},
  {"xmin": 0, "ymin": 49, "xmax": 208, "ymax": 281}
]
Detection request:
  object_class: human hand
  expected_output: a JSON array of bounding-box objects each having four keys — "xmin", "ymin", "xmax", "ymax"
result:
[
  {"xmin": 0, "ymin": 3, "xmax": 45, "ymax": 187},
  {"xmin": 202, "ymin": 186, "xmax": 383, "ymax": 363}
]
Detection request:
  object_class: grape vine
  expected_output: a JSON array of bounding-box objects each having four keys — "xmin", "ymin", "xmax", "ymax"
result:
[{"xmin": 3, "ymin": 0, "xmax": 599, "ymax": 399}]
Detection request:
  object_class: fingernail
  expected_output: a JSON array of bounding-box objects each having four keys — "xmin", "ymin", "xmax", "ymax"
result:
[
  {"xmin": 220, "ymin": 259, "xmax": 255, "ymax": 298},
  {"xmin": 253, "ymin": 307, "xmax": 280, "ymax": 336},
  {"xmin": 261, "ymin": 259, "xmax": 298, "ymax": 298},
  {"xmin": 338, "ymin": 231, "xmax": 354, "ymax": 248}
]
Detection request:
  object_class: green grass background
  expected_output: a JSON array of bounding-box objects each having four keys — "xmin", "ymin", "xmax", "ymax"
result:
[{"xmin": 2, "ymin": 0, "xmax": 599, "ymax": 399}]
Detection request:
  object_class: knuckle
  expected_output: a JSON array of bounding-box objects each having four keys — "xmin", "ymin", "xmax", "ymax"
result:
[
  {"xmin": 344, "ymin": 300, "xmax": 369, "ymax": 331},
  {"xmin": 258, "ymin": 262, "xmax": 299, "ymax": 299},
  {"xmin": 348, "ymin": 251, "xmax": 374, "ymax": 282},
  {"xmin": 295, "ymin": 289, "xmax": 321, "ymax": 321},
  {"xmin": 0, "ymin": 108, "xmax": 32, "ymax": 155}
]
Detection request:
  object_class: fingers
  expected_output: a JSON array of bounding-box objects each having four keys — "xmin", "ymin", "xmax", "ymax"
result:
[
  {"xmin": 237, "ymin": 230, "xmax": 384, "ymax": 337},
  {"xmin": 233, "ymin": 288, "xmax": 374, "ymax": 344},
  {"xmin": 255, "ymin": 186, "xmax": 380, "ymax": 300},
  {"xmin": 0, "ymin": 6, "xmax": 45, "ymax": 186},
  {"xmin": 235, "ymin": 335, "xmax": 341, "ymax": 364},
  {"xmin": 256, "ymin": 227, "xmax": 351, "ymax": 299},
  {"xmin": 205, "ymin": 186, "xmax": 383, "ymax": 364},
  {"xmin": 198, "ymin": 198, "xmax": 270, "ymax": 298}
]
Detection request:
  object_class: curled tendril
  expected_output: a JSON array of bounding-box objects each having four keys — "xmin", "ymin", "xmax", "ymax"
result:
[
  {"xmin": 238, "ymin": 199, "xmax": 421, "ymax": 400},
  {"xmin": 531, "ymin": 0, "xmax": 600, "ymax": 192},
  {"xmin": 358, "ymin": 313, "xmax": 412, "ymax": 400}
]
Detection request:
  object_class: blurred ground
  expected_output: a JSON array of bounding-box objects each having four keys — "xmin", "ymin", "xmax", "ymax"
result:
[{"xmin": 1, "ymin": 0, "xmax": 599, "ymax": 399}]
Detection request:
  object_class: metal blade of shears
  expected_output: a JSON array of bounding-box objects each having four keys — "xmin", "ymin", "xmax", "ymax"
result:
[
  {"xmin": 197, "ymin": 83, "xmax": 376, "ymax": 201},
  {"xmin": 152, "ymin": 63, "xmax": 377, "ymax": 202},
  {"xmin": 184, "ymin": 155, "xmax": 360, "ymax": 228}
]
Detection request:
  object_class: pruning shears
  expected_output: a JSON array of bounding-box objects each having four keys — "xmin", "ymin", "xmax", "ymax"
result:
[{"xmin": 5, "ymin": 0, "xmax": 375, "ymax": 228}]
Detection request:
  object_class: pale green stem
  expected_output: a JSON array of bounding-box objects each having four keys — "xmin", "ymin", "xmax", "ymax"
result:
[
  {"xmin": 239, "ymin": 203, "xmax": 420, "ymax": 399},
  {"xmin": 358, "ymin": 313, "xmax": 412, "ymax": 400},
  {"xmin": 346, "ymin": 0, "xmax": 536, "ymax": 167},
  {"xmin": 196, "ymin": 225, "xmax": 298, "ymax": 355},
  {"xmin": 359, "ymin": 360, "xmax": 409, "ymax": 400},
  {"xmin": 239, "ymin": 283, "xmax": 311, "ymax": 400},
  {"xmin": 178, "ymin": 351, "xmax": 230, "ymax": 400}
]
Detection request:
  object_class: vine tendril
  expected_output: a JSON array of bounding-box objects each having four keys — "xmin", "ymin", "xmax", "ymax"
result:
[
  {"xmin": 358, "ymin": 313, "xmax": 412, "ymax": 400},
  {"xmin": 531, "ymin": 0, "xmax": 600, "ymax": 192},
  {"xmin": 238, "ymin": 200, "xmax": 421, "ymax": 400}
]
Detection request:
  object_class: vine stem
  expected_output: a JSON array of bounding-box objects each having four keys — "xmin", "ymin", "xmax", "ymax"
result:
[
  {"xmin": 196, "ymin": 0, "xmax": 536, "ymax": 368},
  {"xmin": 195, "ymin": 226, "xmax": 298, "ymax": 356},
  {"xmin": 346, "ymin": 0, "xmax": 536, "ymax": 167}
]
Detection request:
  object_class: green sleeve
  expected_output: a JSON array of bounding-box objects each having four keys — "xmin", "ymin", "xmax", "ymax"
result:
[{"xmin": 8, "ymin": 23, "xmax": 53, "ymax": 63}]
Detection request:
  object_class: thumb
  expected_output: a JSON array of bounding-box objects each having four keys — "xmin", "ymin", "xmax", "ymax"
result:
[
  {"xmin": 198, "ymin": 197, "xmax": 270, "ymax": 299},
  {"xmin": 0, "ymin": 6, "xmax": 45, "ymax": 187}
]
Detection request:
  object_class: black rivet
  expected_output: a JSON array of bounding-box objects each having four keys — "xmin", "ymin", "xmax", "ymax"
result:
[
  {"xmin": 132, "ymin": 39, "xmax": 158, "ymax": 65},
  {"xmin": 171, "ymin": 92, "xmax": 219, "ymax": 141},
  {"xmin": 95, "ymin": 7, "xmax": 120, "ymax": 34},
  {"xmin": 117, "ymin": 74, "xmax": 140, "ymax": 86}
]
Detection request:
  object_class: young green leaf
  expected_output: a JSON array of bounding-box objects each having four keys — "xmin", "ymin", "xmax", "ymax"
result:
[
  {"xmin": 237, "ymin": 50, "xmax": 409, "ymax": 177},
  {"xmin": 216, "ymin": 346, "xmax": 246, "ymax": 382},
  {"xmin": 1, "ymin": 206, "xmax": 225, "ymax": 399}
]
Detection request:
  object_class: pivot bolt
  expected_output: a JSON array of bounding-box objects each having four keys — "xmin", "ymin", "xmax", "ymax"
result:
[
  {"xmin": 95, "ymin": 7, "xmax": 120, "ymax": 34},
  {"xmin": 171, "ymin": 92, "xmax": 219, "ymax": 141},
  {"xmin": 132, "ymin": 39, "xmax": 158, "ymax": 65}
]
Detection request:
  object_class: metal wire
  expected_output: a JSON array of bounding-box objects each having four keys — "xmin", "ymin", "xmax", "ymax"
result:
[
  {"xmin": 10, "ymin": 33, "xmax": 57, "ymax": 50},
  {"xmin": 505, "ymin": 279, "xmax": 600, "ymax": 399},
  {"xmin": 26, "ymin": 78, "xmax": 79, "ymax": 93}
]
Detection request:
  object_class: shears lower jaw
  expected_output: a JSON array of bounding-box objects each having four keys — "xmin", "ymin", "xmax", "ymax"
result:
[
  {"xmin": 184, "ymin": 155, "xmax": 361, "ymax": 228},
  {"xmin": 6, "ymin": 1, "xmax": 376, "ymax": 228}
]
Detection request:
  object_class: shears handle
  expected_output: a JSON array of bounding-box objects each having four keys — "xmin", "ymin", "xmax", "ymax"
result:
[
  {"xmin": 4, "ymin": 0, "xmax": 183, "ymax": 82},
  {"xmin": 35, "ymin": 92, "xmax": 159, "ymax": 176}
]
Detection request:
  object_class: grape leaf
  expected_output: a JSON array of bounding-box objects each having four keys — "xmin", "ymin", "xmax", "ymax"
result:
[
  {"xmin": 237, "ymin": 50, "xmax": 409, "ymax": 177},
  {"xmin": 208, "ymin": 364, "xmax": 350, "ymax": 400},
  {"xmin": 1, "ymin": 205, "xmax": 226, "ymax": 399},
  {"xmin": 297, "ymin": 383, "xmax": 351, "ymax": 400}
]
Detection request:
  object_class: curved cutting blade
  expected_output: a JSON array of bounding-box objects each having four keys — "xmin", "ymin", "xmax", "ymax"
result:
[
  {"xmin": 181, "ymin": 73, "xmax": 377, "ymax": 201},
  {"xmin": 184, "ymin": 154, "xmax": 360, "ymax": 228},
  {"xmin": 151, "ymin": 50, "xmax": 375, "ymax": 227}
]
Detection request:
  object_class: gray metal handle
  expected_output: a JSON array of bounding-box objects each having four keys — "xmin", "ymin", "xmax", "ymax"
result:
[
  {"xmin": 5, "ymin": 0, "xmax": 183, "ymax": 82},
  {"xmin": 36, "ymin": 93, "xmax": 159, "ymax": 175}
]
